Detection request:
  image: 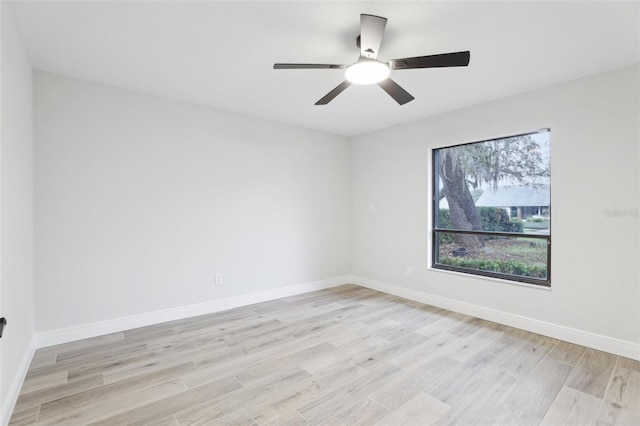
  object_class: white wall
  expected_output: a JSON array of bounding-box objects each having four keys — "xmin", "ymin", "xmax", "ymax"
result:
[
  {"xmin": 351, "ymin": 65, "xmax": 639, "ymax": 347},
  {"xmin": 34, "ymin": 72, "xmax": 350, "ymax": 334},
  {"xmin": 33, "ymin": 66, "xmax": 640, "ymax": 356},
  {"xmin": 0, "ymin": 3, "xmax": 35, "ymax": 423}
]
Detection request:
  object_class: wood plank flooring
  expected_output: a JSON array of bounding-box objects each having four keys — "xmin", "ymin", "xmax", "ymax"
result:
[{"xmin": 9, "ymin": 285, "xmax": 640, "ymax": 425}]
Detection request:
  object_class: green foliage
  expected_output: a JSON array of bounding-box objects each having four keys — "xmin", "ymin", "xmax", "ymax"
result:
[
  {"xmin": 503, "ymin": 218, "xmax": 524, "ymax": 233},
  {"xmin": 437, "ymin": 209, "xmax": 454, "ymax": 243},
  {"xmin": 438, "ymin": 209, "xmax": 453, "ymax": 229},
  {"xmin": 439, "ymin": 257, "xmax": 547, "ymax": 279},
  {"xmin": 438, "ymin": 207, "xmax": 523, "ymax": 237},
  {"xmin": 529, "ymin": 217, "xmax": 549, "ymax": 223},
  {"xmin": 478, "ymin": 207, "xmax": 523, "ymax": 233},
  {"xmin": 441, "ymin": 134, "xmax": 551, "ymax": 191}
]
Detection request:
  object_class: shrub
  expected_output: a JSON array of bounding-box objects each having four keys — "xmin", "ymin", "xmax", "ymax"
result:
[
  {"xmin": 438, "ymin": 208, "xmax": 453, "ymax": 229},
  {"xmin": 529, "ymin": 217, "xmax": 549, "ymax": 223},
  {"xmin": 438, "ymin": 209, "xmax": 455, "ymax": 243},
  {"xmin": 438, "ymin": 207, "xmax": 523, "ymax": 239},
  {"xmin": 502, "ymin": 217, "xmax": 524, "ymax": 233},
  {"xmin": 439, "ymin": 257, "xmax": 547, "ymax": 278},
  {"xmin": 479, "ymin": 207, "xmax": 523, "ymax": 233}
]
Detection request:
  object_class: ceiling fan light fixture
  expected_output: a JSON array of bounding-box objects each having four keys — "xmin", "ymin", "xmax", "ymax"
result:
[
  {"xmin": 345, "ymin": 59, "xmax": 390, "ymax": 85},
  {"xmin": 273, "ymin": 14, "xmax": 470, "ymax": 104}
]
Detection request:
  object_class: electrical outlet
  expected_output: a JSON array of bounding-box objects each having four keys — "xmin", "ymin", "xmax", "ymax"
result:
[
  {"xmin": 406, "ymin": 267, "xmax": 413, "ymax": 276},
  {"xmin": 215, "ymin": 273, "xmax": 223, "ymax": 285}
]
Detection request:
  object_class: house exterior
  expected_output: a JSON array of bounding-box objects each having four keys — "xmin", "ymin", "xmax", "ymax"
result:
[
  {"xmin": 439, "ymin": 185, "xmax": 550, "ymax": 220},
  {"xmin": 475, "ymin": 185, "xmax": 550, "ymax": 219}
]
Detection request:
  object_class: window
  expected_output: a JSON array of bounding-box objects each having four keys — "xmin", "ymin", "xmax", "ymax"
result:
[{"xmin": 432, "ymin": 130, "xmax": 551, "ymax": 286}]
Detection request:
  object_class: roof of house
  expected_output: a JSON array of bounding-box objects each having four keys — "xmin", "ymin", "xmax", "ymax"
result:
[
  {"xmin": 439, "ymin": 185, "xmax": 550, "ymax": 209},
  {"xmin": 475, "ymin": 185, "xmax": 550, "ymax": 207},
  {"xmin": 439, "ymin": 188, "xmax": 484, "ymax": 209}
]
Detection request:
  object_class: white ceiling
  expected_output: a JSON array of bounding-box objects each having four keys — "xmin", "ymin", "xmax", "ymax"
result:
[{"xmin": 8, "ymin": 0, "xmax": 640, "ymax": 137}]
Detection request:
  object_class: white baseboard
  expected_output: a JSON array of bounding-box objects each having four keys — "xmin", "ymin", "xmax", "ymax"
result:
[
  {"xmin": 350, "ymin": 275, "xmax": 640, "ymax": 361},
  {"xmin": 34, "ymin": 273, "xmax": 640, "ymax": 360},
  {"xmin": 2, "ymin": 336, "xmax": 36, "ymax": 426},
  {"xmin": 36, "ymin": 276, "xmax": 349, "ymax": 348}
]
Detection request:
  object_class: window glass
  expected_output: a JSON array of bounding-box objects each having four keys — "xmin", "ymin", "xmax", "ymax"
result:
[{"xmin": 432, "ymin": 130, "xmax": 551, "ymax": 286}]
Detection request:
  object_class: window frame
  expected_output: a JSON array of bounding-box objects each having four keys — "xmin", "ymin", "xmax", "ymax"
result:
[{"xmin": 431, "ymin": 130, "xmax": 551, "ymax": 287}]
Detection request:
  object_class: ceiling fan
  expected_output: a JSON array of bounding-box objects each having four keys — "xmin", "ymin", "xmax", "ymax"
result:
[{"xmin": 274, "ymin": 14, "xmax": 470, "ymax": 106}]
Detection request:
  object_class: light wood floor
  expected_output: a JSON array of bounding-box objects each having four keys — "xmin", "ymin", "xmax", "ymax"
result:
[{"xmin": 9, "ymin": 285, "xmax": 640, "ymax": 425}]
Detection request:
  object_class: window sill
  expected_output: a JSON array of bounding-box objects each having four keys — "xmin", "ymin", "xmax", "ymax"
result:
[{"xmin": 427, "ymin": 265, "xmax": 552, "ymax": 291}]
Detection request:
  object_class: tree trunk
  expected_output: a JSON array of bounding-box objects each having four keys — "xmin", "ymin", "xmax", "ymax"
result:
[{"xmin": 440, "ymin": 150, "xmax": 484, "ymax": 248}]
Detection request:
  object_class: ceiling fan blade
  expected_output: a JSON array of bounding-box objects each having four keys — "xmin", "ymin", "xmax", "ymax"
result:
[
  {"xmin": 315, "ymin": 81, "xmax": 352, "ymax": 105},
  {"xmin": 378, "ymin": 78, "xmax": 415, "ymax": 105},
  {"xmin": 360, "ymin": 14, "xmax": 387, "ymax": 59},
  {"xmin": 274, "ymin": 63, "xmax": 346, "ymax": 69},
  {"xmin": 391, "ymin": 51, "xmax": 470, "ymax": 70}
]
